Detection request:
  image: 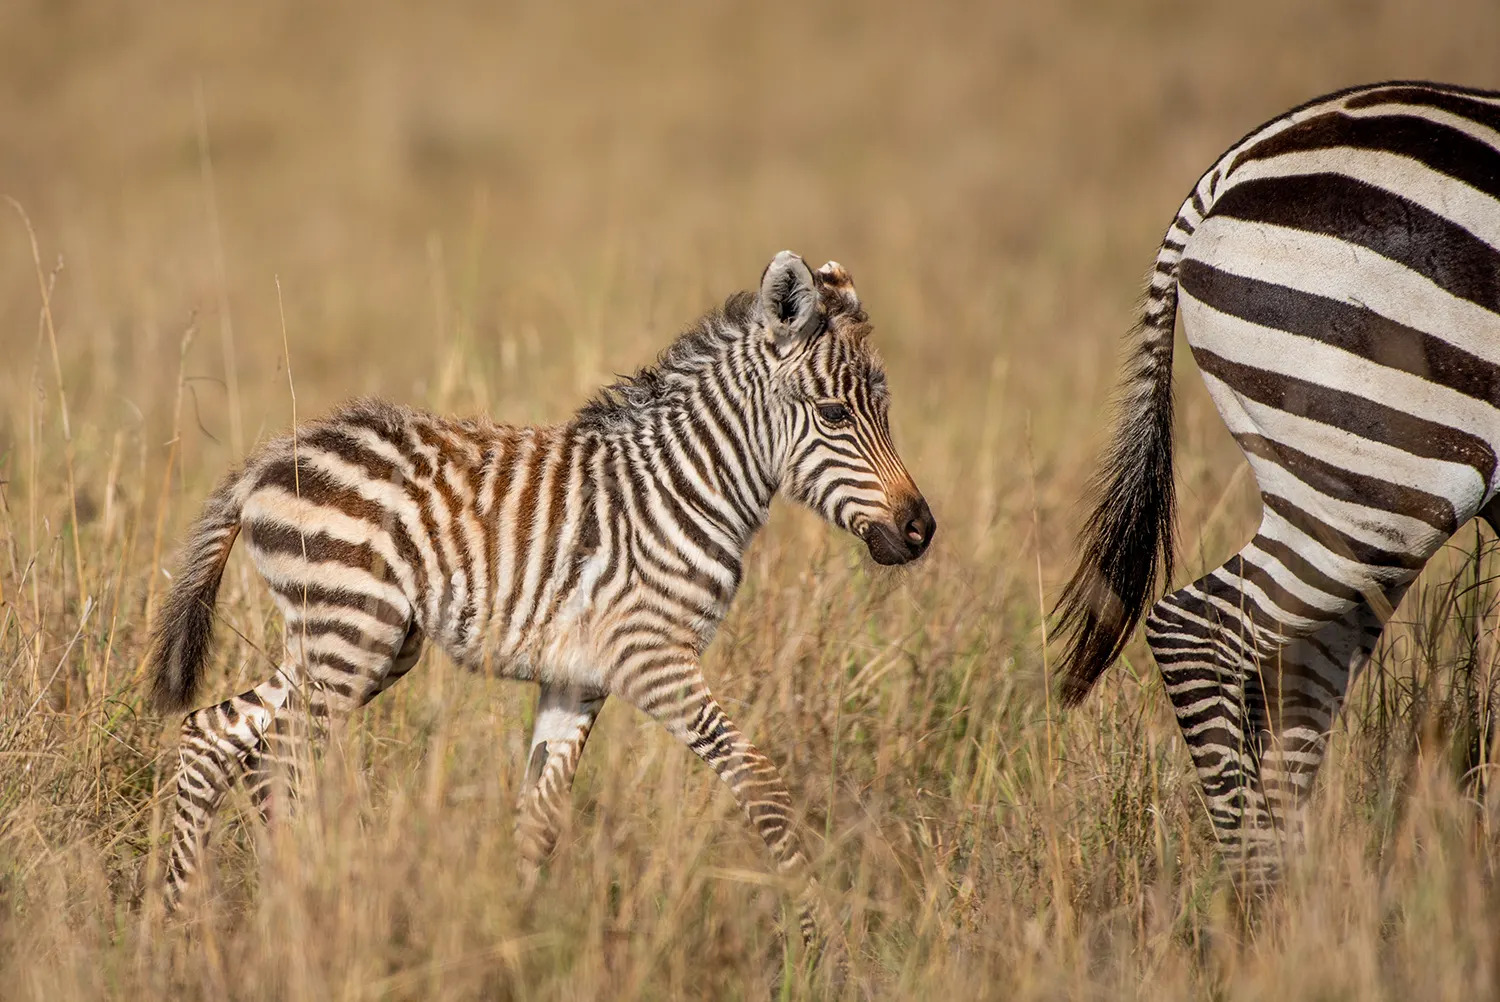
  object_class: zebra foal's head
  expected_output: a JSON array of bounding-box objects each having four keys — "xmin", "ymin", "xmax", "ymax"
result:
[{"xmin": 758, "ymin": 250, "xmax": 935, "ymax": 566}]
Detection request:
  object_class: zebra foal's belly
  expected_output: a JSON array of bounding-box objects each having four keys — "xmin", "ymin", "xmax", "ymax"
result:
[{"xmin": 435, "ymin": 545, "xmax": 618, "ymax": 691}]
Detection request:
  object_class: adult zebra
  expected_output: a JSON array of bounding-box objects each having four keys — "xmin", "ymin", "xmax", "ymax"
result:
[
  {"xmin": 149, "ymin": 250, "xmax": 935, "ymax": 959},
  {"xmin": 1054, "ymin": 81, "xmax": 1500, "ymax": 880}
]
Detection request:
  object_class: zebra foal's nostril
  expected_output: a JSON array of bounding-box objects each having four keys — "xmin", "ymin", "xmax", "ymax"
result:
[{"xmin": 902, "ymin": 497, "xmax": 935, "ymax": 550}]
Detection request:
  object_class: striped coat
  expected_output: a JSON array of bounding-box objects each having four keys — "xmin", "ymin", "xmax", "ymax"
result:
[
  {"xmin": 1054, "ymin": 81, "xmax": 1500, "ymax": 879},
  {"xmin": 150, "ymin": 251, "xmax": 935, "ymax": 960}
]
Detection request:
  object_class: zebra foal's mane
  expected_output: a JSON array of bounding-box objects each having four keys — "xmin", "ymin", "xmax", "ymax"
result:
[{"xmin": 574, "ymin": 292, "xmax": 756, "ymax": 433}]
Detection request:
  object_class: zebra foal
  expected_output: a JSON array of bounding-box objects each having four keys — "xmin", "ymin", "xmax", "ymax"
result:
[
  {"xmin": 149, "ymin": 251, "xmax": 935, "ymax": 956},
  {"xmin": 1054, "ymin": 81, "xmax": 1500, "ymax": 881}
]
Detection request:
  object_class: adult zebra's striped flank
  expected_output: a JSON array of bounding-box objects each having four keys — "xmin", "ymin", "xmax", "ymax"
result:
[
  {"xmin": 1053, "ymin": 80, "xmax": 1500, "ymax": 881},
  {"xmin": 149, "ymin": 250, "xmax": 935, "ymax": 960}
]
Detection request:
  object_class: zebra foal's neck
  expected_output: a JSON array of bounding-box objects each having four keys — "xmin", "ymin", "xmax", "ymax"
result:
[{"xmin": 571, "ymin": 290, "xmax": 784, "ymax": 551}]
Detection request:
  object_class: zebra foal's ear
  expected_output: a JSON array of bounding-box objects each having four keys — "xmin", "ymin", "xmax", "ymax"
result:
[
  {"xmin": 758, "ymin": 250, "xmax": 821, "ymax": 353},
  {"xmin": 813, "ymin": 261, "xmax": 860, "ymax": 315}
]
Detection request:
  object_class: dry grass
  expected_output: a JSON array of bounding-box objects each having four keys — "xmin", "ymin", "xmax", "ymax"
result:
[{"xmin": 4, "ymin": 1, "xmax": 1500, "ymax": 997}]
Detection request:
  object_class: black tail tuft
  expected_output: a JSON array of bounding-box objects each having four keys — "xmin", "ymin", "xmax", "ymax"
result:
[
  {"xmin": 149, "ymin": 479, "xmax": 243, "ymax": 713},
  {"xmin": 1053, "ymin": 307, "xmax": 1178, "ymax": 706}
]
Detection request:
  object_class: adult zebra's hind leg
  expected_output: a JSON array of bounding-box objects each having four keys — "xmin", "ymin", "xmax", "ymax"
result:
[
  {"xmin": 1478, "ymin": 495, "xmax": 1500, "ymax": 537},
  {"xmin": 514, "ymin": 683, "xmax": 606, "ymax": 880},
  {"xmin": 1146, "ymin": 542, "xmax": 1396, "ymax": 888},
  {"xmin": 1249, "ymin": 602, "xmax": 1388, "ymax": 864}
]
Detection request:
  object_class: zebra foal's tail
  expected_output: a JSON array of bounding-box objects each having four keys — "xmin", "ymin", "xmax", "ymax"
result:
[{"xmin": 148, "ymin": 470, "xmax": 247, "ymax": 712}]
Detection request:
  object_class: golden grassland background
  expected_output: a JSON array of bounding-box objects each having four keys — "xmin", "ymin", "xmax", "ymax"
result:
[{"xmin": 4, "ymin": 1, "xmax": 1500, "ymax": 997}]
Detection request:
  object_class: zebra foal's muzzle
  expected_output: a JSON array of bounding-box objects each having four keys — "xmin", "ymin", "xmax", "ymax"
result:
[{"xmin": 863, "ymin": 495, "xmax": 936, "ymax": 565}]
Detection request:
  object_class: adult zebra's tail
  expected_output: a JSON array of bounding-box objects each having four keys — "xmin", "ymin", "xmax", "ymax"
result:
[
  {"xmin": 149, "ymin": 471, "xmax": 246, "ymax": 712},
  {"xmin": 1052, "ymin": 209, "xmax": 1194, "ymax": 706}
]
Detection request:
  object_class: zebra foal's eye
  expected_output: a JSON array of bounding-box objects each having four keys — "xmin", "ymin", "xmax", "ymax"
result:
[{"xmin": 817, "ymin": 402, "xmax": 851, "ymax": 425}]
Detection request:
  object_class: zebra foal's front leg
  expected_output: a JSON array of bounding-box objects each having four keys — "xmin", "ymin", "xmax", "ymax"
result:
[
  {"xmin": 514, "ymin": 683, "xmax": 607, "ymax": 881},
  {"xmin": 616, "ymin": 656, "xmax": 845, "ymax": 969}
]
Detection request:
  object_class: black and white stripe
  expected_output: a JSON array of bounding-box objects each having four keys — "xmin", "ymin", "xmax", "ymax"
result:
[
  {"xmin": 1054, "ymin": 81, "xmax": 1500, "ymax": 879},
  {"xmin": 150, "ymin": 250, "xmax": 934, "ymax": 960}
]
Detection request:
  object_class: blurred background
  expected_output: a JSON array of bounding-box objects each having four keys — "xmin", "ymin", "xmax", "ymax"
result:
[
  {"xmin": 7, "ymin": 0, "xmax": 1497, "ymax": 446},
  {"xmin": 3, "ymin": 1, "xmax": 1500, "ymax": 998}
]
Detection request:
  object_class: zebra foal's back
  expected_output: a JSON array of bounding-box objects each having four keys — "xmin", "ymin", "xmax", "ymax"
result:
[
  {"xmin": 1054, "ymin": 81, "xmax": 1500, "ymax": 881},
  {"xmin": 239, "ymin": 402, "xmax": 608, "ymax": 682}
]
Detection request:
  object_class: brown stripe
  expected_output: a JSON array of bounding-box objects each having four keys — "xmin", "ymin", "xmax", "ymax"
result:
[
  {"xmin": 1236, "ymin": 432, "xmax": 1457, "ymax": 533},
  {"xmin": 498, "ymin": 434, "xmax": 549, "ymax": 628},
  {"xmin": 1192, "ymin": 346, "xmax": 1497, "ymax": 483}
]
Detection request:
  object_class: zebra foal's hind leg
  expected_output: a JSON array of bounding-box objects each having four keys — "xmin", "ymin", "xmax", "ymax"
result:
[
  {"xmin": 514, "ymin": 683, "xmax": 607, "ymax": 881},
  {"xmin": 244, "ymin": 619, "xmax": 426, "ymax": 823},
  {"xmin": 164, "ymin": 668, "xmax": 295, "ymax": 907},
  {"xmin": 163, "ymin": 611, "xmax": 419, "ymax": 909}
]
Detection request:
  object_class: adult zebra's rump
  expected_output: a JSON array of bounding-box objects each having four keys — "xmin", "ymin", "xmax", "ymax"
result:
[
  {"xmin": 1054, "ymin": 81, "xmax": 1500, "ymax": 879},
  {"xmin": 149, "ymin": 250, "xmax": 935, "ymax": 965}
]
